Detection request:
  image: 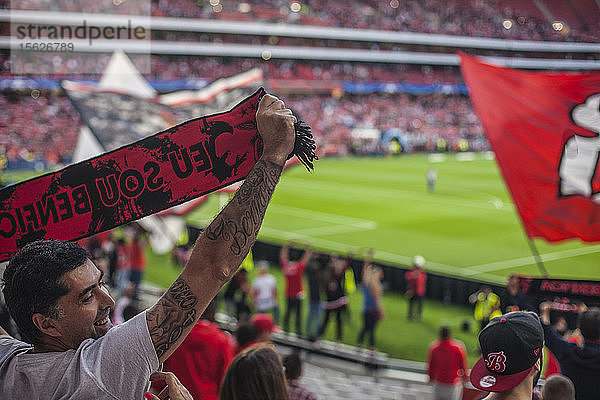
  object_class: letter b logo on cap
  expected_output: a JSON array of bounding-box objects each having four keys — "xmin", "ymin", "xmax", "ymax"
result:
[{"xmin": 485, "ymin": 351, "xmax": 507, "ymax": 372}]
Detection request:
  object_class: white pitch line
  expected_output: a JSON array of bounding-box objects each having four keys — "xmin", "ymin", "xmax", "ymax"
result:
[
  {"xmin": 267, "ymin": 203, "xmax": 376, "ymax": 225},
  {"xmin": 462, "ymin": 245, "xmax": 600, "ymax": 276},
  {"xmin": 282, "ymin": 178, "xmax": 514, "ymax": 212},
  {"xmin": 259, "ymin": 226, "xmax": 363, "ymax": 253},
  {"xmin": 292, "ymin": 221, "xmax": 377, "ymax": 236}
]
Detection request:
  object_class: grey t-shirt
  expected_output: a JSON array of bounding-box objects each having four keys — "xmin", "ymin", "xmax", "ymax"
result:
[{"xmin": 0, "ymin": 310, "xmax": 159, "ymax": 399}]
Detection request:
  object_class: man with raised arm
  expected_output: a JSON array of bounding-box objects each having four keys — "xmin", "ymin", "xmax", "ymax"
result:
[{"xmin": 0, "ymin": 93, "xmax": 296, "ymax": 400}]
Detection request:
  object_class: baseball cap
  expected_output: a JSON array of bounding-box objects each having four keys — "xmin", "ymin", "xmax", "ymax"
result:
[
  {"xmin": 470, "ymin": 311, "xmax": 543, "ymax": 392},
  {"xmin": 250, "ymin": 313, "xmax": 281, "ymax": 333}
]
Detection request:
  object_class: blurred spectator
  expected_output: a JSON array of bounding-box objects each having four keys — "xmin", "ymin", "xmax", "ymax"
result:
[
  {"xmin": 251, "ymin": 260, "xmax": 280, "ymax": 324},
  {"xmin": 427, "ymin": 326, "xmax": 468, "ymax": 400},
  {"xmin": 305, "ymin": 252, "xmax": 326, "ymax": 341},
  {"xmin": 234, "ymin": 320, "xmax": 258, "ymax": 354},
  {"xmin": 470, "ymin": 285, "xmax": 501, "ymax": 331},
  {"xmin": 540, "ymin": 302, "xmax": 600, "ymax": 400},
  {"xmin": 156, "ymin": 298, "xmax": 235, "ymax": 400},
  {"xmin": 357, "ymin": 249, "xmax": 385, "ymax": 351},
  {"xmin": 280, "ymin": 241, "xmax": 313, "ymax": 336},
  {"xmin": 405, "ymin": 255, "xmax": 427, "ymax": 321},
  {"xmin": 251, "ymin": 313, "xmax": 280, "ymax": 345},
  {"xmin": 426, "ymin": 167, "xmax": 437, "ymax": 193},
  {"xmin": 115, "ymin": 237, "xmax": 131, "ymax": 295},
  {"xmin": 219, "ymin": 344, "xmax": 290, "ymax": 400},
  {"xmin": 541, "ymin": 374, "xmax": 575, "ymax": 400},
  {"xmin": 543, "ymin": 315, "xmax": 582, "ymax": 378},
  {"xmin": 102, "ymin": 232, "xmax": 118, "ymax": 287},
  {"xmin": 283, "ymin": 351, "xmax": 317, "ymax": 400},
  {"xmin": 223, "ymin": 268, "xmax": 251, "ymax": 321},
  {"xmin": 112, "ymin": 282, "xmax": 135, "ymax": 325},
  {"xmin": 127, "ymin": 229, "xmax": 147, "ymax": 301},
  {"xmin": 318, "ymin": 251, "xmax": 353, "ymax": 343},
  {"xmin": 504, "ymin": 274, "xmax": 534, "ymax": 313}
]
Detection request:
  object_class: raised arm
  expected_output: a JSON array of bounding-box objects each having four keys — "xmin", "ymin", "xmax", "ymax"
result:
[
  {"xmin": 361, "ymin": 248, "xmax": 373, "ymax": 282},
  {"xmin": 280, "ymin": 241, "xmax": 291, "ymax": 264},
  {"xmin": 300, "ymin": 243, "xmax": 313, "ymax": 265},
  {"xmin": 146, "ymin": 94, "xmax": 296, "ymax": 363}
]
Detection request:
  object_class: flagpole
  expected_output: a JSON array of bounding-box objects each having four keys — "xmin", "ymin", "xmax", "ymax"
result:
[{"xmin": 526, "ymin": 237, "xmax": 549, "ymax": 278}]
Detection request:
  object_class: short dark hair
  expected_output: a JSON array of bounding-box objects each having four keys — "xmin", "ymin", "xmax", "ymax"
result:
[
  {"xmin": 542, "ymin": 374, "xmax": 575, "ymax": 400},
  {"xmin": 283, "ymin": 351, "xmax": 302, "ymax": 380},
  {"xmin": 578, "ymin": 308, "xmax": 600, "ymax": 341},
  {"xmin": 219, "ymin": 345, "xmax": 289, "ymax": 400},
  {"xmin": 440, "ymin": 326, "xmax": 450, "ymax": 339},
  {"xmin": 2, "ymin": 240, "xmax": 88, "ymax": 344},
  {"xmin": 235, "ymin": 321, "xmax": 258, "ymax": 350}
]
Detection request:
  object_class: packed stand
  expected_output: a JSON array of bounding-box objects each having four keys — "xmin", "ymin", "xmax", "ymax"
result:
[
  {"xmin": 282, "ymin": 93, "xmax": 486, "ymax": 154},
  {"xmin": 150, "ymin": 0, "xmax": 598, "ymax": 43},
  {"xmin": 7, "ymin": 0, "xmax": 597, "ymax": 42},
  {"xmin": 0, "ymin": 91, "xmax": 80, "ymax": 168},
  {"xmin": 147, "ymin": 56, "xmax": 465, "ymax": 84},
  {"xmin": 0, "ymin": 89, "xmax": 486, "ymax": 168}
]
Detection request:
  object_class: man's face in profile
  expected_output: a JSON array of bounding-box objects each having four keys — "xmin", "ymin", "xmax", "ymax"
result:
[{"xmin": 49, "ymin": 259, "xmax": 115, "ymax": 349}]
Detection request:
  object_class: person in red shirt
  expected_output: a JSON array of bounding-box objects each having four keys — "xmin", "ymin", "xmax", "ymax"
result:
[
  {"xmin": 280, "ymin": 241, "xmax": 313, "ymax": 336},
  {"xmin": 127, "ymin": 229, "xmax": 147, "ymax": 301},
  {"xmin": 427, "ymin": 326, "xmax": 468, "ymax": 400},
  {"xmin": 155, "ymin": 298, "xmax": 235, "ymax": 400},
  {"xmin": 405, "ymin": 255, "xmax": 427, "ymax": 321}
]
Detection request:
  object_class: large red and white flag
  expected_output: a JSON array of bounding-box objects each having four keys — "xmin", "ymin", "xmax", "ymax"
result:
[{"xmin": 460, "ymin": 54, "xmax": 600, "ymax": 242}]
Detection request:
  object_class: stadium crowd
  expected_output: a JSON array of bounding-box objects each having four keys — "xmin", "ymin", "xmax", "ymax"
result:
[
  {"xmin": 0, "ymin": 92, "xmax": 80, "ymax": 168},
  {"xmin": 2, "ymin": 52, "xmax": 465, "ymax": 84},
  {"xmin": 0, "ymin": 86, "xmax": 486, "ymax": 169},
  {"xmin": 147, "ymin": 0, "xmax": 598, "ymax": 42}
]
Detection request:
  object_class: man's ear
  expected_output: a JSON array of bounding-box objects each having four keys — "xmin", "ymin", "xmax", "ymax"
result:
[
  {"xmin": 32, "ymin": 313, "xmax": 62, "ymax": 338},
  {"xmin": 534, "ymin": 357, "xmax": 542, "ymax": 372}
]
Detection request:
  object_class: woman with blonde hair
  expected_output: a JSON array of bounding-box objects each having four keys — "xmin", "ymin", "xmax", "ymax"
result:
[
  {"xmin": 357, "ymin": 249, "xmax": 385, "ymax": 351},
  {"xmin": 219, "ymin": 344, "xmax": 289, "ymax": 400}
]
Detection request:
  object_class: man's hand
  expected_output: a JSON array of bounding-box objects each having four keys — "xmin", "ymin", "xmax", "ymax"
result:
[
  {"xmin": 147, "ymin": 372, "xmax": 193, "ymax": 400},
  {"xmin": 539, "ymin": 301, "xmax": 551, "ymax": 325},
  {"xmin": 256, "ymin": 94, "xmax": 296, "ymax": 166}
]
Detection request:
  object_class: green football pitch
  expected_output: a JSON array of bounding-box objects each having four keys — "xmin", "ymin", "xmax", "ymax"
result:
[{"xmin": 186, "ymin": 153, "xmax": 600, "ymax": 284}]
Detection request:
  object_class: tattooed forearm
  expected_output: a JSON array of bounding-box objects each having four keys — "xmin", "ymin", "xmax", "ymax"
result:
[
  {"xmin": 205, "ymin": 160, "xmax": 282, "ymax": 255},
  {"xmin": 147, "ymin": 278, "xmax": 198, "ymax": 360},
  {"xmin": 147, "ymin": 161, "xmax": 282, "ymax": 359}
]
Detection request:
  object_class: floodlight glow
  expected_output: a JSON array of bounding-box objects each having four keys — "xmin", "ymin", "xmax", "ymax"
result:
[
  {"xmin": 502, "ymin": 20, "xmax": 513, "ymax": 30},
  {"xmin": 552, "ymin": 21, "xmax": 564, "ymax": 31},
  {"xmin": 238, "ymin": 3, "xmax": 251, "ymax": 13},
  {"xmin": 261, "ymin": 50, "xmax": 272, "ymax": 60},
  {"xmin": 290, "ymin": 2, "xmax": 301, "ymax": 12},
  {"xmin": 390, "ymin": 0, "xmax": 399, "ymax": 8}
]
